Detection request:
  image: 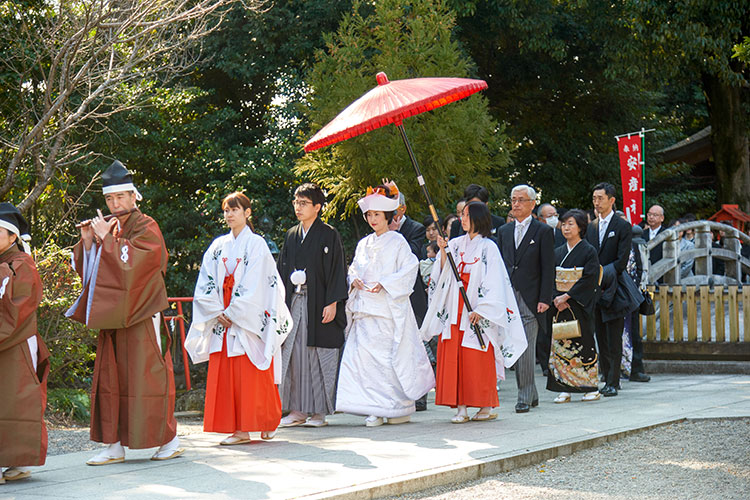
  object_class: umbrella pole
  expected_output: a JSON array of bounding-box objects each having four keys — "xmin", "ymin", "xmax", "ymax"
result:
[{"xmin": 396, "ymin": 123, "xmax": 487, "ymax": 350}]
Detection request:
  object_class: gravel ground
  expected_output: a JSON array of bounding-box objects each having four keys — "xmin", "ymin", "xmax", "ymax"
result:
[
  {"xmin": 47, "ymin": 416, "xmax": 206, "ymax": 456},
  {"xmin": 386, "ymin": 419, "xmax": 750, "ymax": 500}
]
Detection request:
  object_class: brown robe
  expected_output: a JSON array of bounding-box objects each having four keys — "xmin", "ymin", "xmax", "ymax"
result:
[
  {"xmin": 68, "ymin": 210, "xmax": 176, "ymax": 449},
  {"xmin": 0, "ymin": 245, "xmax": 49, "ymax": 467}
]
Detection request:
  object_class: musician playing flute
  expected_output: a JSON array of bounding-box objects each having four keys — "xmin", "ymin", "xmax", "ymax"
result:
[{"xmin": 66, "ymin": 160, "xmax": 183, "ymax": 465}]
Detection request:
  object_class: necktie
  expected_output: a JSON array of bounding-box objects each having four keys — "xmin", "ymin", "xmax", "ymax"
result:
[
  {"xmin": 599, "ymin": 219, "xmax": 607, "ymax": 245},
  {"xmin": 515, "ymin": 223, "xmax": 523, "ymax": 249}
]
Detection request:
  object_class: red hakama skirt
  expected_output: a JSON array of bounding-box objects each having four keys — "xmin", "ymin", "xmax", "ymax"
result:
[
  {"xmin": 435, "ymin": 272, "xmax": 499, "ymax": 408},
  {"xmin": 203, "ymin": 274, "xmax": 281, "ymax": 433}
]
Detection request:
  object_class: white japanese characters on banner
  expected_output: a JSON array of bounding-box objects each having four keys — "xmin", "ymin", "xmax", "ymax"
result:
[{"xmin": 617, "ymin": 134, "xmax": 643, "ymax": 224}]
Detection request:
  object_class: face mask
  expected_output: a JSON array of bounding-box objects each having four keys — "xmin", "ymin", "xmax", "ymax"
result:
[{"xmin": 546, "ymin": 216, "xmax": 559, "ymax": 229}]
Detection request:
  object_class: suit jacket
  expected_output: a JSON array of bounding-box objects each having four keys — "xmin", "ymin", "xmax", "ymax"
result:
[
  {"xmin": 398, "ymin": 216, "xmax": 428, "ymax": 326},
  {"xmin": 586, "ymin": 213, "xmax": 632, "ymax": 274},
  {"xmin": 497, "ymin": 218, "xmax": 555, "ymax": 316},
  {"xmin": 645, "ymin": 225, "xmax": 665, "ymax": 264},
  {"xmin": 553, "ymin": 228, "xmax": 566, "ymax": 248}
]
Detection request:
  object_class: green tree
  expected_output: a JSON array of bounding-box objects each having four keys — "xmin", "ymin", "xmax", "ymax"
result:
[
  {"xmin": 611, "ymin": 0, "xmax": 750, "ymax": 212},
  {"xmin": 447, "ymin": 0, "xmax": 712, "ymax": 215},
  {"xmin": 296, "ymin": 0, "xmax": 512, "ymax": 218}
]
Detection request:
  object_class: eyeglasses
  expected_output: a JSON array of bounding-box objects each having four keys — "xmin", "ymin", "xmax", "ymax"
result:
[
  {"xmin": 510, "ymin": 198, "xmax": 532, "ymax": 204},
  {"xmin": 646, "ymin": 212, "xmax": 662, "ymax": 217},
  {"xmin": 292, "ymin": 200, "xmax": 311, "ymax": 208}
]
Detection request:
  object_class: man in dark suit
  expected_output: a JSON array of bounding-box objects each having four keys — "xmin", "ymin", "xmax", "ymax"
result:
[
  {"xmin": 538, "ymin": 203, "xmax": 566, "ymax": 249},
  {"xmin": 536, "ymin": 203, "xmax": 565, "ymax": 377},
  {"xmin": 497, "ymin": 185, "xmax": 555, "ymax": 413},
  {"xmin": 390, "ymin": 189, "xmax": 431, "ymax": 411},
  {"xmin": 450, "ymin": 184, "xmax": 504, "ymax": 240},
  {"xmin": 586, "ymin": 182, "xmax": 633, "ymax": 397},
  {"xmin": 645, "ymin": 204, "xmax": 665, "ymax": 264}
]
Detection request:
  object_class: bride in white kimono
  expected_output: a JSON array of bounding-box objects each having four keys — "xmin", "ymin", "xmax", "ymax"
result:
[
  {"xmin": 336, "ymin": 186, "xmax": 435, "ymax": 427},
  {"xmin": 185, "ymin": 192, "xmax": 292, "ymax": 443}
]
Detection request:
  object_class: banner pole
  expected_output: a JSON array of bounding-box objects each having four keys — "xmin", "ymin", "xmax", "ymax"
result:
[{"xmin": 640, "ymin": 128, "xmax": 646, "ymax": 221}]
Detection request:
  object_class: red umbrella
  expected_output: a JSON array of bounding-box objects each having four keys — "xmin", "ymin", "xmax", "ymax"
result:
[{"xmin": 304, "ymin": 72, "xmax": 490, "ymax": 348}]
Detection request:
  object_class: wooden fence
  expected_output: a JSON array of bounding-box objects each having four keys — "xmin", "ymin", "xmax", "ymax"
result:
[{"xmin": 642, "ymin": 284, "xmax": 749, "ymax": 360}]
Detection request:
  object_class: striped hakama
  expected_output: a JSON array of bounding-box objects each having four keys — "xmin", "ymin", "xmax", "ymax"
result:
[{"xmin": 280, "ymin": 287, "xmax": 340, "ymax": 415}]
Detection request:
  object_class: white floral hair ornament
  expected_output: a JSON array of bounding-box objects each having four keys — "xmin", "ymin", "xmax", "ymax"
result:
[{"xmin": 357, "ymin": 186, "xmax": 399, "ymax": 215}]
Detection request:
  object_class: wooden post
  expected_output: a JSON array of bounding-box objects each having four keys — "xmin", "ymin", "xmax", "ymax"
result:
[
  {"xmin": 674, "ymin": 286, "xmax": 686, "ymax": 341},
  {"xmin": 662, "ymin": 230, "xmax": 679, "ymax": 285},
  {"xmin": 694, "ymin": 223, "xmax": 711, "ymax": 276},
  {"xmin": 646, "ymin": 285, "xmax": 657, "ymax": 341},
  {"xmin": 743, "ymin": 286, "xmax": 750, "ymax": 342},
  {"xmin": 659, "ymin": 286, "xmax": 670, "ymax": 341},
  {"xmin": 728, "ymin": 285, "xmax": 739, "ymax": 342},
  {"xmin": 723, "ymin": 233, "xmax": 741, "ymax": 282},
  {"xmin": 714, "ymin": 286, "xmax": 725, "ymax": 343},
  {"xmin": 700, "ymin": 285, "xmax": 711, "ymax": 342},
  {"xmin": 686, "ymin": 286, "xmax": 698, "ymax": 342}
]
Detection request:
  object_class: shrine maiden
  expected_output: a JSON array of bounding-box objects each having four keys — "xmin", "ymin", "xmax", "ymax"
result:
[
  {"xmin": 421, "ymin": 202, "xmax": 527, "ymax": 423},
  {"xmin": 336, "ymin": 185, "xmax": 435, "ymax": 427},
  {"xmin": 185, "ymin": 192, "xmax": 292, "ymax": 443}
]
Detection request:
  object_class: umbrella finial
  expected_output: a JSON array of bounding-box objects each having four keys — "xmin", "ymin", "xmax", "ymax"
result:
[{"xmin": 376, "ymin": 72, "xmax": 389, "ymax": 86}]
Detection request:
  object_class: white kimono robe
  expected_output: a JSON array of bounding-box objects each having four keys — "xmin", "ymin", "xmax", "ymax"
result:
[
  {"xmin": 420, "ymin": 234, "xmax": 527, "ymax": 378},
  {"xmin": 336, "ymin": 231, "xmax": 435, "ymax": 418},
  {"xmin": 185, "ymin": 226, "xmax": 292, "ymax": 383}
]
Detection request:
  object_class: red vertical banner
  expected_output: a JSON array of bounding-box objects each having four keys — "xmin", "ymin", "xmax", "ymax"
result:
[{"xmin": 617, "ymin": 134, "xmax": 644, "ymax": 224}]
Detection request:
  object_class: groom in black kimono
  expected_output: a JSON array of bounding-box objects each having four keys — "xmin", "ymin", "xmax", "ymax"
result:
[{"xmin": 277, "ymin": 183, "xmax": 349, "ymax": 427}]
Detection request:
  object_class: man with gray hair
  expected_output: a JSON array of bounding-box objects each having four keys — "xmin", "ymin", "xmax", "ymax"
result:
[{"xmin": 497, "ymin": 184, "xmax": 554, "ymax": 413}]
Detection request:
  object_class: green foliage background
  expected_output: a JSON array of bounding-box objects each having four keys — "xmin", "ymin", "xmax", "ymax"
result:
[{"xmin": 1, "ymin": 0, "xmax": 746, "ymax": 393}]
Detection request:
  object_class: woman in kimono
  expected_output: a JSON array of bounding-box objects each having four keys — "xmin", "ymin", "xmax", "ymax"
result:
[
  {"xmin": 0, "ymin": 203, "xmax": 49, "ymax": 483},
  {"xmin": 421, "ymin": 202, "xmax": 527, "ymax": 423},
  {"xmin": 547, "ymin": 209, "xmax": 601, "ymax": 403},
  {"xmin": 336, "ymin": 185, "xmax": 435, "ymax": 427},
  {"xmin": 185, "ymin": 192, "xmax": 292, "ymax": 443}
]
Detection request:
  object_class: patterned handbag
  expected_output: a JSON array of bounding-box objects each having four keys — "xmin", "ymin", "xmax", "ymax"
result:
[{"xmin": 552, "ymin": 309, "xmax": 582, "ymax": 340}]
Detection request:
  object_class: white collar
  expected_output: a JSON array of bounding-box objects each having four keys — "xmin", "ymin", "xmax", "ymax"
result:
[
  {"xmin": 515, "ymin": 215, "xmax": 532, "ymax": 227},
  {"xmin": 599, "ymin": 210, "xmax": 614, "ymax": 225},
  {"xmin": 230, "ymin": 225, "xmax": 250, "ymax": 241},
  {"xmin": 396, "ymin": 215, "xmax": 406, "ymax": 230}
]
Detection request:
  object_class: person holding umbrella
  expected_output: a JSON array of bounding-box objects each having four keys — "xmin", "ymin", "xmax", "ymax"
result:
[
  {"xmin": 336, "ymin": 185, "xmax": 435, "ymax": 427},
  {"xmin": 421, "ymin": 202, "xmax": 527, "ymax": 423}
]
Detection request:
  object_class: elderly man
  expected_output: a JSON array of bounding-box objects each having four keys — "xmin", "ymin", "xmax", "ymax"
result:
[
  {"xmin": 67, "ymin": 160, "xmax": 182, "ymax": 465},
  {"xmin": 497, "ymin": 185, "xmax": 554, "ymax": 413},
  {"xmin": 538, "ymin": 203, "xmax": 566, "ymax": 248},
  {"xmin": 645, "ymin": 205, "xmax": 666, "ymax": 265}
]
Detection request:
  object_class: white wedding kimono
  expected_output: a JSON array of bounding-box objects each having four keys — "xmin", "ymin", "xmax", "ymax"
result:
[
  {"xmin": 185, "ymin": 226, "xmax": 292, "ymax": 383},
  {"xmin": 420, "ymin": 234, "xmax": 527, "ymax": 378},
  {"xmin": 336, "ymin": 231, "xmax": 435, "ymax": 418}
]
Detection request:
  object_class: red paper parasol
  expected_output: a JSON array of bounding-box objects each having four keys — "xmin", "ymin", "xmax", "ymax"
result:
[
  {"xmin": 304, "ymin": 73, "xmax": 487, "ymax": 152},
  {"xmin": 304, "ymin": 72, "xmax": 490, "ymax": 348}
]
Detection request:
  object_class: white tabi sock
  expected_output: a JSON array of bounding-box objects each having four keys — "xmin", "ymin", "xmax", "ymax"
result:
[{"xmin": 153, "ymin": 435, "xmax": 180, "ymax": 457}]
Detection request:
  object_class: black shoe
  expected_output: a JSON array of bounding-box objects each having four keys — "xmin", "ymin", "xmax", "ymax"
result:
[
  {"xmin": 542, "ymin": 369, "xmax": 550, "ymax": 377},
  {"xmin": 629, "ymin": 372, "xmax": 651, "ymax": 383},
  {"xmin": 531, "ymin": 399, "xmax": 539, "ymax": 407},
  {"xmin": 515, "ymin": 402, "xmax": 530, "ymax": 413},
  {"xmin": 415, "ymin": 403, "xmax": 427, "ymax": 412},
  {"xmin": 601, "ymin": 385, "xmax": 618, "ymax": 397}
]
